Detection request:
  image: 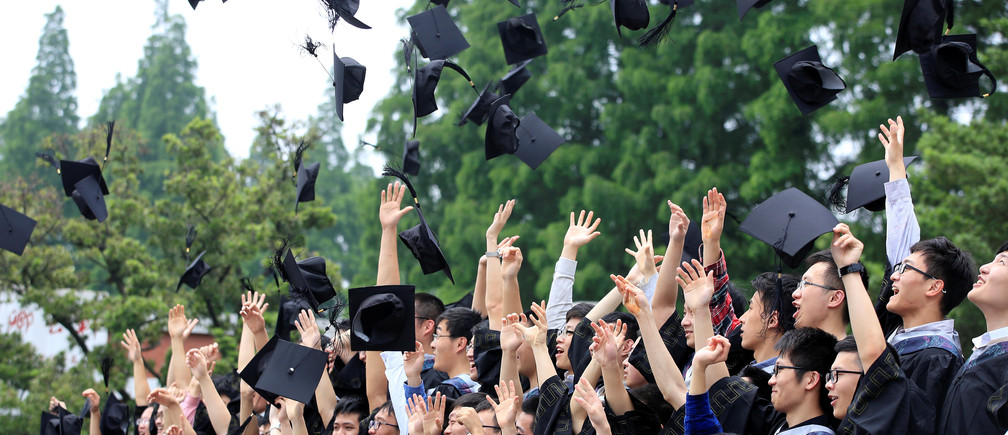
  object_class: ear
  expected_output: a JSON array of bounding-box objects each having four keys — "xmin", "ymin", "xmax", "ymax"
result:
[
  {"xmin": 457, "ymin": 337, "xmax": 469, "ymax": 354},
  {"xmin": 803, "ymin": 370, "xmax": 822, "ymax": 391},
  {"xmin": 767, "ymin": 312, "xmax": 779, "ymax": 330},
  {"xmin": 827, "ymin": 289, "xmax": 846, "ymax": 310},
  {"xmin": 423, "ymin": 319, "xmax": 436, "ymax": 335},
  {"xmin": 619, "ymin": 338, "xmax": 635, "ymax": 356},
  {"xmin": 927, "ymin": 279, "xmax": 946, "ymax": 296}
]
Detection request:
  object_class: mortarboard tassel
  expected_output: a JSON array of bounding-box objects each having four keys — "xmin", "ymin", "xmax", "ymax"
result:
[
  {"xmin": 293, "ymin": 139, "xmax": 311, "ymax": 177},
  {"xmin": 381, "ymin": 164, "xmax": 419, "ymax": 201},
  {"xmin": 825, "ymin": 176, "xmax": 850, "ymax": 212},
  {"xmin": 241, "ymin": 276, "xmax": 255, "ymax": 293},
  {"xmin": 103, "ymin": 120, "xmax": 115, "ymax": 171},
  {"xmin": 35, "ymin": 150, "xmax": 60, "ymax": 173},
  {"xmin": 271, "ymin": 237, "xmax": 294, "ymax": 286},
  {"xmin": 300, "ymin": 35, "xmax": 324, "ymax": 58},
  {"xmin": 637, "ymin": 0, "xmax": 679, "ymax": 48},
  {"xmin": 100, "ymin": 356, "xmax": 113, "ymax": 393},
  {"xmin": 185, "ymin": 225, "xmax": 197, "ymax": 261}
]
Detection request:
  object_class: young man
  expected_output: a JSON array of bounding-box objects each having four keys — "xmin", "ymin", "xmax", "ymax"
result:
[
  {"xmin": 792, "ymin": 250, "xmax": 861, "ymax": 339},
  {"xmin": 405, "ymin": 307, "xmax": 483, "ymax": 400},
  {"xmin": 331, "ymin": 396, "xmax": 369, "ymax": 435},
  {"xmin": 738, "ymin": 272, "xmax": 800, "ymax": 374},
  {"xmin": 415, "ymin": 292, "xmax": 450, "ymax": 387}
]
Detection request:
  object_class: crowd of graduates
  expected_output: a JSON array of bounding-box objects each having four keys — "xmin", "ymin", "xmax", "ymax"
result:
[{"xmin": 37, "ymin": 115, "xmax": 1008, "ymax": 435}]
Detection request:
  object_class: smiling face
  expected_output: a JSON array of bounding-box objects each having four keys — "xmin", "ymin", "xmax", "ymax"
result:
[
  {"xmin": 887, "ymin": 252, "xmax": 937, "ymax": 316},
  {"xmin": 825, "ymin": 351, "xmax": 861, "ymax": 420},
  {"xmin": 793, "ymin": 262, "xmax": 838, "ymax": 329},
  {"xmin": 681, "ymin": 307, "xmax": 696, "ymax": 348},
  {"xmin": 768, "ymin": 355, "xmax": 811, "ymax": 415},
  {"xmin": 433, "ymin": 320, "xmax": 465, "ymax": 373},
  {"xmin": 969, "ymin": 251, "xmax": 1008, "ymax": 314},
  {"xmin": 555, "ymin": 318, "xmax": 580, "ymax": 371}
]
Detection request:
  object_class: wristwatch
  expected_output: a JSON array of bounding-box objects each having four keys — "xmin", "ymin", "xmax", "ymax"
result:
[
  {"xmin": 485, "ymin": 250, "xmax": 501, "ymax": 258},
  {"xmin": 838, "ymin": 262, "xmax": 865, "ymax": 277}
]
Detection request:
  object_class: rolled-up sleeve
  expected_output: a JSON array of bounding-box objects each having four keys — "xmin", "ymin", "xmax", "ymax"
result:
[
  {"xmin": 885, "ymin": 178, "xmax": 920, "ymax": 266},
  {"xmin": 546, "ymin": 257, "xmax": 578, "ymax": 330}
]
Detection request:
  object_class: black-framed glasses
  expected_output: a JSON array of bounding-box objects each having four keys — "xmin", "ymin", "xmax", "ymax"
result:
[
  {"xmin": 772, "ymin": 364, "xmax": 812, "ymax": 376},
  {"xmin": 893, "ymin": 262, "xmax": 939, "ymax": 281},
  {"xmin": 368, "ymin": 419, "xmax": 399, "ymax": 430},
  {"xmin": 797, "ymin": 280, "xmax": 840, "ymax": 292},
  {"xmin": 825, "ymin": 369, "xmax": 863, "ymax": 384},
  {"xmin": 432, "ymin": 333, "xmax": 460, "ymax": 340}
]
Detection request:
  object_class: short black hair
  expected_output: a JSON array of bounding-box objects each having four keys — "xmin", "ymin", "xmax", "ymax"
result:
[
  {"xmin": 435, "ymin": 307, "xmax": 483, "ymax": 342},
  {"xmin": 909, "ymin": 237, "xmax": 976, "ymax": 315},
  {"xmin": 629, "ymin": 384, "xmax": 675, "ymax": 424},
  {"xmin": 752, "ymin": 272, "xmax": 800, "ymax": 335},
  {"xmin": 833, "ymin": 336, "xmax": 862, "ymax": 370},
  {"xmin": 520, "ymin": 395, "xmax": 539, "ymax": 415},
  {"xmin": 600, "ymin": 311, "xmax": 639, "ymax": 343},
  {"xmin": 727, "ymin": 282, "xmax": 747, "ymax": 318},
  {"xmin": 415, "ymin": 292, "xmax": 446, "ymax": 321},
  {"xmin": 333, "ymin": 395, "xmax": 368, "ymax": 421},
  {"xmin": 740, "ymin": 364, "xmax": 772, "ymax": 402},
  {"xmin": 452, "ymin": 392, "xmax": 491, "ymax": 412},
  {"xmin": 998, "ymin": 241, "xmax": 1008, "ymax": 254},
  {"xmin": 566, "ymin": 302, "xmax": 595, "ymax": 323},
  {"xmin": 774, "ymin": 327, "xmax": 838, "ymax": 415}
]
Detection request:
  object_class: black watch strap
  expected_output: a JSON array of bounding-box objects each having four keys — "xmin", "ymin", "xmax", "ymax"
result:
[{"xmin": 838, "ymin": 262, "xmax": 865, "ymax": 277}]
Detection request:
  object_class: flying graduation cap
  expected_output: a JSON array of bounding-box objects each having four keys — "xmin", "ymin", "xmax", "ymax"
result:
[
  {"xmin": 497, "ymin": 13, "xmax": 548, "ymax": 66},
  {"xmin": 611, "ymin": 0, "xmax": 650, "ymax": 39},
  {"xmin": 774, "ymin": 45, "xmax": 846, "ymax": 115},
  {"xmin": 485, "ymin": 95, "xmax": 521, "ymax": 161},
  {"xmin": 38, "ymin": 122, "xmax": 115, "ymax": 223},
  {"xmin": 292, "ymin": 141, "xmax": 321, "ymax": 214},
  {"xmin": 514, "ymin": 113, "xmax": 566, "ymax": 169},
  {"xmin": 348, "ymin": 284, "xmax": 416, "ymax": 351},
  {"xmin": 501, "ymin": 60, "xmax": 533, "ymax": 96},
  {"xmin": 407, "ymin": 6, "xmax": 470, "ymax": 60},
  {"xmin": 0, "ymin": 203, "xmax": 36, "ymax": 256},
  {"xmin": 273, "ymin": 248, "xmax": 338, "ymax": 312},
  {"xmin": 919, "ymin": 34, "xmax": 997, "ymax": 99},
  {"xmin": 412, "ymin": 59, "xmax": 477, "ymax": 136},
  {"xmin": 382, "ymin": 165, "xmax": 454, "ymax": 284},
  {"xmin": 458, "ymin": 82, "xmax": 501, "ymax": 127},
  {"xmin": 739, "ymin": 187, "xmax": 839, "ymax": 268},
  {"xmin": 321, "ymin": 0, "xmax": 372, "ymax": 30},
  {"xmin": 737, "ymin": 0, "xmax": 775, "ymax": 21},
  {"xmin": 892, "ymin": 0, "xmax": 954, "ymax": 60},
  {"xmin": 403, "ymin": 139, "xmax": 421, "ymax": 175},
  {"xmin": 332, "ymin": 51, "xmax": 367, "ymax": 122},
  {"xmin": 637, "ymin": 0, "xmax": 693, "ymax": 48},
  {"xmin": 177, "ymin": 251, "xmax": 212, "ymax": 292},
  {"xmin": 826, "ymin": 156, "xmax": 919, "ymax": 213}
]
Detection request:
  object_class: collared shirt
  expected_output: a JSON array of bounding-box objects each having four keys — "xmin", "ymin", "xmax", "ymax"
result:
[
  {"xmin": 971, "ymin": 325, "xmax": 1008, "ymax": 350},
  {"xmin": 888, "ymin": 319, "xmax": 961, "ymax": 353},
  {"xmin": 752, "ymin": 356, "xmax": 778, "ymax": 374}
]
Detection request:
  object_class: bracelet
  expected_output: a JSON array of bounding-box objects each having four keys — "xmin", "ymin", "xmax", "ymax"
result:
[
  {"xmin": 485, "ymin": 250, "xmax": 501, "ymax": 258},
  {"xmin": 838, "ymin": 262, "xmax": 865, "ymax": 277}
]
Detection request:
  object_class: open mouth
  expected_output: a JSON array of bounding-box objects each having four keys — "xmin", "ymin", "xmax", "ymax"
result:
[{"xmin": 975, "ymin": 277, "xmax": 986, "ymax": 287}]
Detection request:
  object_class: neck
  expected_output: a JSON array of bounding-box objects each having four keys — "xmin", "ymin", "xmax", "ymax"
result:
[
  {"xmin": 818, "ymin": 314, "xmax": 848, "ymax": 340},
  {"xmin": 899, "ymin": 306, "xmax": 944, "ymax": 330},
  {"xmin": 444, "ymin": 356, "xmax": 472, "ymax": 379},
  {"xmin": 422, "ymin": 339, "xmax": 435, "ymax": 355},
  {"xmin": 785, "ymin": 401, "xmax": 823, "ymax": 429},
  {"xmin": 754, "ymin": 332, "xmax": 783, "ymax": 363},
  {"xmin": 983, "ymin": 309, "xmax": 1008, "ymax": 333}
]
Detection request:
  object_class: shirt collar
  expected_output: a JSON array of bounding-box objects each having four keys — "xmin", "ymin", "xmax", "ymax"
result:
[
  {"xmin": 972, "ymin": 325, "xmax": 1008, "ymax": 350},
  {"xmin": 889, "ymin": 319, "xmax": 961, "ymax": 351}
]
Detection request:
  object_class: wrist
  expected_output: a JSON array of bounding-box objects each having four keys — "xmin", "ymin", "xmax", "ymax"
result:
[{"xmin": 838, "ymin": 261, "xmax": 865, "ymax": 276}]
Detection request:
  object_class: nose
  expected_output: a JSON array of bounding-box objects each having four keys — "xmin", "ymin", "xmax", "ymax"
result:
[
  {"xmin": 890, "ymin": 269, "xmax": 900, "ymax": 281},
  {"xmin": 980, "ymin": 261, "xmax": 992, "ymax": 274}
]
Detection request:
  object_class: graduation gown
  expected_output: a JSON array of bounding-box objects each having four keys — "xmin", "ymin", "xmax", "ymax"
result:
[
  {"xmin": 937, "ymin": 341, "xmax": 1008, "ymax": 434},
  {"xmin": 627, "ymin": 311, "xmax": 694, "ymax": 384},
  {"xmin": 660, "ymin": 376, "xmax": 783, "ymax": 435},
  {"xmin": 535, "ymin": 374, "xmax": 574, "ymax": 435},
  {"xmin": 892, "ymin": 338, "xmax": 962, "ymax": 412},
  {"xmin": 836, "ymin": 346, "xmax": 935, "ymax": 435}
]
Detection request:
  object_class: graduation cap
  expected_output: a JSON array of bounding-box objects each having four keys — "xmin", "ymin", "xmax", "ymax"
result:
[
  {"xmin": 188, "ymin": 0, "xmax": 200, "ymax": 10},
  {"xmin": 497, "ymin": 13, "xmax": 548, "ymax": 66},
  {"xmin": 275, "ymin": 249, "xmax": 337, "ymax": 311},
  {"xmin": 892, "ymin": 0, "xmax": 953, "ymax": 60},
  {"xmin": 60, "ymin": 157, "xmax": 110, "ymax": 223},
  {"xmin": 501, "ymin": 60, "xmax": 533, "ymax": 96},
  {"xmin": 412, "ymin": 59, "xmax": 477, "ymax": 135},
  {"xmin": 176, "ymin": 251, "xmax": 212, "ymax": 292},
  {"xmin": 403, "ymin": 139, "xmax": 421, "ymax": 175},
  {"xmin": 40, "ymin": 401, "xmax": 89, "ymax": 435},
  {"xmin": 296, "ymin": 162, "xmax": 321, "ymax": 213},
  {"xmin": 637, "ymin": 0, "xmax": 693, "ymax": 48},
  {"xmin": 514, "ymin": 113, "xmax": 565, "ymax": 169},
  {"xmin": 826, "ymin": 156, "xmax": 919, "ymax": 213},
  {"xmin": 920, "ymin": 34, "xmax": 997, "ymax": 99},
  {"xmin": 737, "ymin": 0, "xmax": 775, "ymax": 21},
  {"xmin": 382, "ymin": 165, "xmax": 455, "ymax": 284},
  {"xmin": 485, "ymin": 95, "xmax": 520, "ymax": 161},
  {"xmin": 738, "ymin": 187, "xmax": 839, "ymax": 268},
  {"xmin": 611, "ymin": 0, "xmax": 650, "ymax": 38},
  {"xmin": 0, "ymin": 203, "xmax": 36, "ymax": 256},
  {"xmin": 275, "ymin": 295, "xmax": 314, "ymax": 341},
  {"xmin": 348, "ymin": 285, "xmax": 416, "ymax": 351},
  {"xmin": 445, "ymin": 291, "xmax": 474, "ymax": 310},
  {"xmin": 322, "ymin": 0, "xmax": 371, "ymax": 30},
  {"xmin": 256, "ymin": 339, "xmax": 328, "ymax": 404},
  {"xmin": 407, "ymin": 6, "xmax": 470, "ymax": 60},
  {"xmin": 332, "ymin": 52, "xmax": 367, "ymax": 122},
  {"xmin": 458, "ymin": 82, "xmax": 501, "ymax": 127},
  {"xmin": 238, "ymin": 335, "xmax": 281, "ymax": 405},
  {"xmin": 99, "ymin": 393, "xmax": 130, "ymax": 435},
  {"xmin": 774, "ymin": 45, "xmax": 846, "ymax": 115}
]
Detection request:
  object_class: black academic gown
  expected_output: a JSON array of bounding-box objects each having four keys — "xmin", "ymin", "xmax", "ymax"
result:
[
  {"xmin": 535, "ymin": 374, "xmax": 574, "ymax": 435},
  {"xmin": 660, "ymin": 376, "xmax": 783, "ymax": 435},
  {"xmin": 937, "ymin": 342, "xmax": 1008, "ymax": 435},
  {"xmin": 895, "ymin": 345, "xmax": 961, "ymax": 412},
  {"xmin": 627, "ymin": 311, "xmax": 694, "ymax": 384},
  {"xmin": 836, "ymin": 347, "xmax": 935, "ymax": 435}
]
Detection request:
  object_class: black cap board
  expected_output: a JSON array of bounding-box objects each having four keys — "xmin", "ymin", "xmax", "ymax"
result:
[
  {"xmin": 774, "ymin": 45, "xmax": 846, "ymax": 115},
  {"xmin": 892, "ymin": 0, "xmax": 953, "ymax": 60},
  {"xmin": 348, "ymin": 285, "xmax": 416, "ymax": 351},
  {"xmin": 737, "ymin": 0, "xmax": 774, "ymax": 21},
  {"xmin": 485, "ymin": 95, "xmax": 520, "ymax": 161},
  {"xmin": 738, "ymin": 187, "xmax": 839, "ymax": 268},
  {"xmin": 407, "ymin": 6, "xmax": 470, "ymax": 60},
  {"xmin": 99, "ymin": 393, "xmax": 130, "ymax": 435},
  {"xmin": 497, "ymin": 13, "xmax": 548, "ymax": 66},
  {"xmin": 843, "ymin": 156, "xmax": 918, "ymax": 213},
  {"xmin": 296, "ymin": 161, "xmax": 321, "ymax": 214},
  {"xmin": 413, "ymin": 60, "xmax": 476, "ymax": 119},
  {"xmin": 919, "ymin": 34, "xmax": 997, "ymax": 99},
  {"xmin": 458, "ymin": 82, "xmax": 500, "ymax": 127},
  {"xmin": 176, "ymin": 251, "xmax": 211, "ymax": 292},
  {"xmin": 515, "ymin": 113, "xmax": 565, "ymax": 170},
  {"xmin": 382, "ymin": 166, "xmax": 455, "ymax": 284},
  {"xmin": 40, "ymin": 401, "xmax": 89, "ymax": 435},
  {"xmin": 403, "ymin": 139, "xmax": 421, "ymax": 175},
  {"xmin": 332, "ymin": 52, "xmax": 366, "ymax": 122},
  {"xmin": 60, "ymin": 157, "xmax": 109, "ymax": 197},
  {"xmin": 255, "ymin": 339, "xmax": 328, "ymax": 404},
  {"xmin": 328, "ymin": 0, "xmax": 371, "ymax": 30},
  {"xmin": 501, "ymin": 60, "xmax": 533, "ymax": 96},
  {"xmin": 279, "ymin": 250, "xmax": 338, "ymax": 312},
  {"xmin": 71, "ymin": 175, "xmax": 109, "ymax": 223},
  {"xmin": 611, "ymin": 0, "xmax": 650, "ymax": 38},
  {"xmin": 239, "ymin": 335, "xmax": 281, "ymax": 405},
  {"xmin": 0, "ymin": 203, "xmax": 37, "ymax": 256}
]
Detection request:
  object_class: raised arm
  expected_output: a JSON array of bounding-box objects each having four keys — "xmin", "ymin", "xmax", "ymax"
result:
[
  {"xmin": 547, "ymin": 210, "xmax": 602, "ymax": 329},
  {"xmin": 878, "ymin": 116, "xmax": 920, "ymax": 267},
  {"xmin": 378, "ymin": 181, "xmax": 414, "ymax": 285},
  {"xmin": 472, "ymin": 255, "xmax": 489, "ymax": 316},
  {"xmin": 572, "ymin": 378, "xmax": 612, "ymax": 435},
  {"xmin": 653, "ymin": 202, "xmax": 689, "ymax": 328},
  {"xmin": 167, "ymin": 305, "xmax": 198, "ymax": 389},
  {"xmin": 701, "ymin": 188, "xmax": 726, "ymax": 268},
  {"xmin": 240, "ymin": 292, "xmax": 269, "ymax": 353},
  {"xmin": 121, "ymin": 328, "xmax": 151, "ymax": 407},
  {"xmin": 831, "ymin": 224, "xmax": 885, "ymax": 368},
  {"xmin": 295, "ymin": 309, "xmax": 339, "ymax": 425},
  {"xmin": 186, "ymin": 348, "xmax": 230, "ymax": 435},
  {"xmin": 488, "ymin": 381, "xmax": 521, "ymax": 435},
  {"xmin": 499, "ymin": 313, "xmax": 527, "ymax": 400},
  {"xmin": 485, "ymin": 200, "xmax": 516, "ymax": 329},
  {"xmin": 586, "ymin": 248, "xmax": 661, "ymax": 322},
  {"xmin": 624, "ymin": 229, "xmax": 659, "ymax": 299},
  {"xmin": 678, "ymin": 260, "xmax": 729, "ymax": 384},
  {"xmin": 82, "ymin": 388, "xmax": 102, "ymax": 435},
  {"xmin": 237, "ymin": 291, "xmax": 264, "ymax": 435},
  {"xmin": 512, "ymin": 301, "xmax": 557, "ymax": 386},
  {"xmin": 592, "ymin": 319, "xmax": 633, "ymax": 416},
  {"xmin": 501, "ymin": 246, "xmax": 525, "ymax": 319}
]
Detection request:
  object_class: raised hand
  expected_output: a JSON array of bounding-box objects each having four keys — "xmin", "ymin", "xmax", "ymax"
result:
[
  {"xmin": 701, "ymin": 188, "xmax": 726, "ymax": 243},
  {"xmin": 625, "ymin": 229, "xmax": 658, "ymax": 278},
  {"xmin": 423, "ymin": 393, "xmax": 447, "ymax": 435},
  {"xmin": 81, "ymin": 389, "xmax": 101, "ymax": 416},
  {"xmin": 830, "ymin": 223, "xmax": 864, "ymax": 268},
  {"xmin": 513, "ymin": 301, "xmax": 548, "ymax": 348},
  {"xmin": 281, "ymin": 397, "xmax": 305, "ymax": 422},
  {"xmin": 486, "ymin": 199, "xmax": 516, "ymax": 241},
  {"xmin": 185, "ymin": 348, "xmax": 211, "ymax": 380},
  {"xmin": 677, "ymin": 259, "xmax": 715, "ymax": 312},
  {"xmin": 572, "ymin": 378, "xmax": 607, "ymax": 429},
  {"xmin": 501, "ymin": 246, "xmax": 524, "ymax": 280},
  {"xmin": 667, "ymin": 201, "xmax": 690, "ymax": 245},
  {"xmin": 564, "ymin": 210, "xmax": 602, "ymax": 248},
  {"xmin": 120, "ymin": 328, "xmax": 143, "ymax": 362},
  {"xmin": 611, "ymin": 274, "xmax": 649, "ymax": 316},
  {"xmin": 500, "ymin": 313, "xmax": 527, "ymax": 353},
  {"xmin": 164, "ymin": 425, "xmax": 183, "ymax": 435},
  {"xmin": 878, "ymin": 116, "xmax": 905, "ymax": 166},
  {"xmin": 49, "ymin": 396, "xmax": 66, "ymax": 412},
  {"xmin": 239, "ymin": 293, "xmax": 268, "ymax": 335},
  {"xmin": 693, "ymin": 335, "xmax": 731, "ymax": 368},
  {"xmin": 488, "ymin": 380, "xmax": 521, "ymax": 428},
  {"xmin": 454, "ymin": 406, "xmax": 485, "ymax": 435},
  {"xmin": 404, "ymin": 340, "xmax": 426, "ymax": 383},
  {"xmin": 147, "ymin": 387, "xmax": 182, "ymax": 408},
  {"xmin": 294, "ymin": 309, "xmax": 321, "ymax": 349},
  {"xmin": 406, "ymin": 393, "xmax": 427, "ymax": 435},
  {"xmin": 198, "ymin": 342, "xmax": 220, "ymax": 363},
  {"xmin": 625, "ymin": 254, "xmax": 664, "ymax": 286},
  {"xmin": 379, "ymin": 181, "xmax": 415, "ymax": 229},
  {"xmin": 589, "ymin": 319, "xmax": 626, "ymax": 368},
  {"xmin": 168, "ymin": 305, "xmax": 198, "ymax": 340}
]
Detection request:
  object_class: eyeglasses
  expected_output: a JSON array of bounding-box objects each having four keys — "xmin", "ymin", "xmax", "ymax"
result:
[
  {"xmin": 893, "ymin": 262, "xmax": 939, "ymax": 280},
  {"xmin": 825, "ymin": 368, "xmax": 863, "ymax": 384},
  {"xmin": 368, "ymin": 419, "xmax": 398, "ymax": 430},
  {"xmin": 797, "ymin": 280, "xmax": 840, "ymax": 292},
  {"xmin": 772, "ymin": 364, "xmax": 812, "ymax": 376},
  {"xmin": 432, "ymin": 333, "xmax": 459, "ymax": 340},
  {"xmin": 137, "ymin": 418, "xmax": 150, "ymax": 426}
]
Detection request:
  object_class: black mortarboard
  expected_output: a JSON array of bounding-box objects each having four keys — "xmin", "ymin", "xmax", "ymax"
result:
[
  {"xmin": 276, "ymin": 295, "xmax": 313, "ymax": 341},
  {"xmin": 737, "ymin": 0, "xmax": 775, "ymax": 21},
  {"xmin": 238, "ymin": 335, "xmax": 281, "ymax": 405},
  {"xmin": 611, "ymin": 0, "xmax": 650, "ymax": 38},
  {"xmin": 515, "ymin": 113, "xmax": 565, "ymax": 170},
  {"xmin": 920, "ymin": 34, "xmax": 997, "ymax": 99},
  {"xmin": 99, "ymin": 393, "xmax": 130, "ymax": 435},
  {"xmin": 188, "ymin": 0, "xmax": 200, "ymax": 10},
  {"xmin": 892, "ymin": 0, "xmax": 953, "ymax": 60},
  {"xmin": 445, "ymin": 291, "xmax": 474, "ymax": 310},
  {"xmin": 682, "ymin": 221, "xmax": 703, "ymax": 264},
  {"xmin": 407, "ymin": 6, "xmax": 470, "ymax": 60},
  {"xmin": 497, "ymin": 14, "xmax": 548, "ymax": 65},
  {"xmin": 278, "ymin": 250, "xmax": 338, "ymax": 311},
  {"xmin": 40, "ymin": 402, "xmax": 88, "ymax": 435},
  {"xmin": 176, "ymin": 251, "xmax": 212, "ymax": 291},
  {"xmin": 348, "ymin": 285, "xmax": 416, "ymax": 351},
  {"xmin": 738, "ymin": 187, "xmax": 839, "ymax": 268},
  {"xmin": 501, "ymin": 60, "xmax": 533, "ymax": 95},
  {"xmin": 332, "ymin": 53, "xmax": 367, "ymax": 122},
  {"xmin": 61, "ymin": 157, "xmax": 110, "ymax": 223},
  {"xmin": 0, "ymin": 203, "xmax": 36, "ymax": 256},
  {"xmin": 413, "ymin": 59, "xmax": 476, "ymax": 136},
  {"xmin": 326, "ymin": 0, "xmax": 371, "ymax": 30},
  {"xmin": 333, "ymin": 53, "xmax": 345, "ymax": 122},
  {"xmin": 296, "ymin": 162, "xmax": 321, "ymax": 213},
  {"xmin": 637, "ymin": 0, "xmax": 694, "ymax": 48},
  {"xmin": 485, "ymin": 95, "xmax": 520, "ymax": 161},
  {"xmin": 458, "ymin": 82, "xmax": 500, "ymax": 127},
  {"xmin": 830, "ymin": 156, "xmax": 918, "ymax": 213},
  {"xmin": 403, "ymin": 140, "xmax": 421, "ymax": 175},
  {"xmin": 60, "ymin": 157, "xmax": 108, "ymax": 198},
  {"xmin": 774, "ymin": 45, "xmax": 846, "ymax": 115},
  {"xmin": 382, "ymin": 166, "xmax": 454, "ymax": 284},
  {"xmin": 255, "ymin": 339, "xmax": 328, "ymax": 404}
]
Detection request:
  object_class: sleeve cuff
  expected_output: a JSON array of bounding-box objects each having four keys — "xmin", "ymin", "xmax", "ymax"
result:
[
  {"xmin": 555, "ymin": 257, "xmax": 578, "ymax": 277},
  {"xmin": 884, "ymin": 178, "xmax": 912, "ymax": 205}
]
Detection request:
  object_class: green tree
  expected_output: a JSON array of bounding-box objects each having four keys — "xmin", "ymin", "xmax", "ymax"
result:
[{"xmin": 0, "ymin": 5, "xmax": 79, "ymax": 180}]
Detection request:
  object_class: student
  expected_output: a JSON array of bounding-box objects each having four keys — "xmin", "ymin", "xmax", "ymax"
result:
[
  {"xmin": 330, "ymin": 396, "xmax": 369, "ymax": 435},
  {"xmin": 405, "ymin": 307, "xmax": 484, "ymax": 400},
  {"xmin": 415, "ymin": 292, "xmax": 450, "ymax": 387},
  {"xmin": 738, "ymin": 272, "xmax": 800, "ymax": 374},
  {"xmin": 792, "ymin": 250, "xmax": 860, "ymax": 339}
]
